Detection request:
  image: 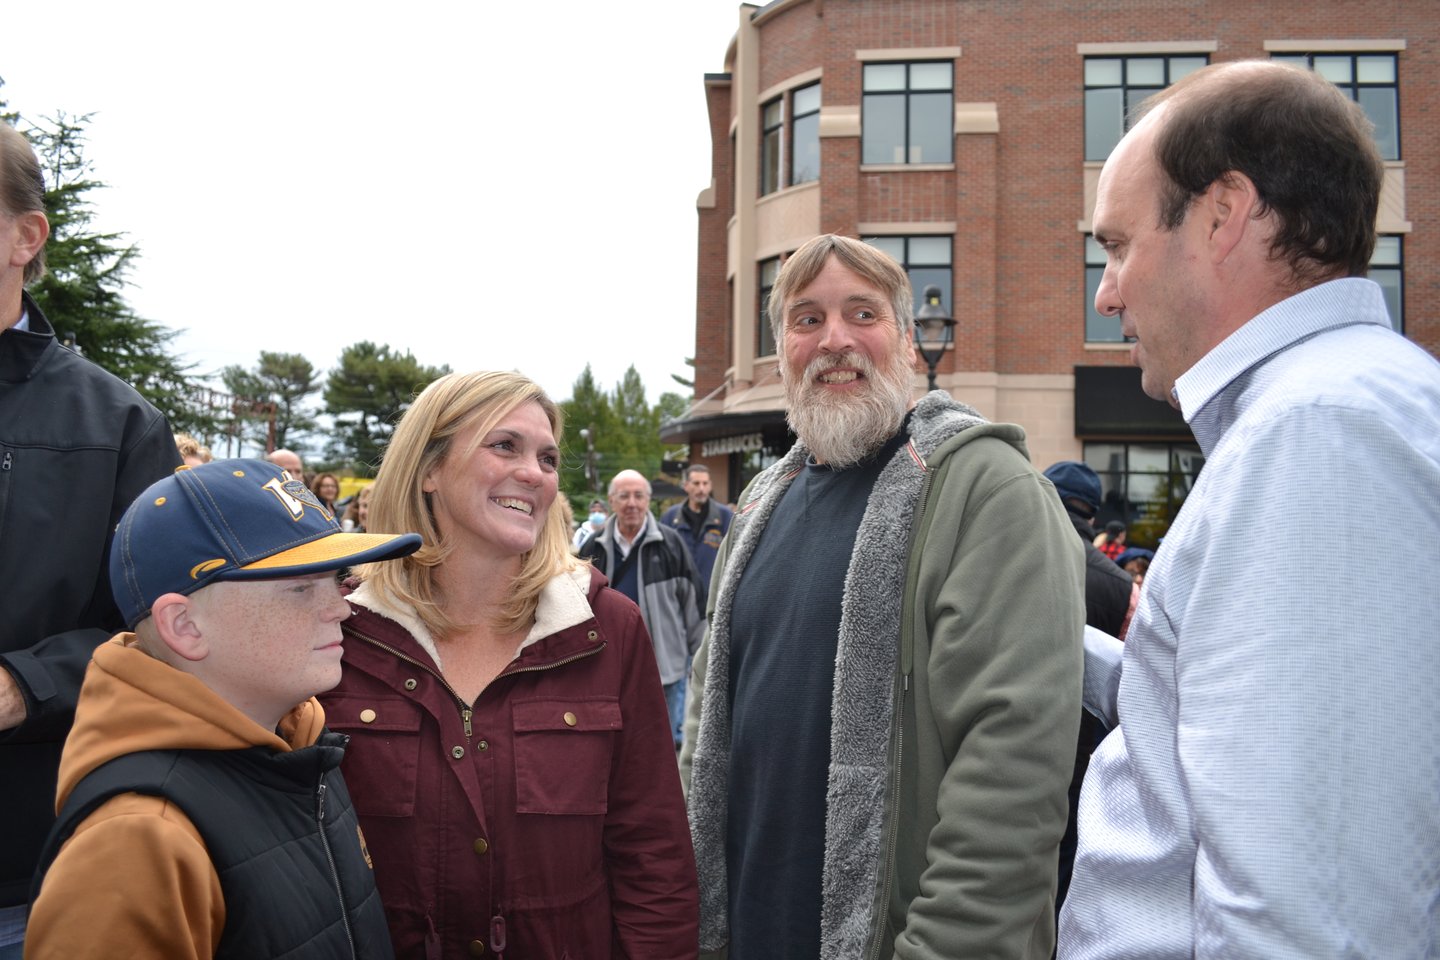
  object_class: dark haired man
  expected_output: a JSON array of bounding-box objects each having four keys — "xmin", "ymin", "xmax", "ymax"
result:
[
  {"xmin": 660, "ymin": 464, "xmax": 732, "ymax": 590},
  {"xmin": 1061, "ymin": 61, "xmax": 1440, "ymax": 957},
  {"xmin": 0, "ymin": 122, "xmax": 179, "ymax": 957}
]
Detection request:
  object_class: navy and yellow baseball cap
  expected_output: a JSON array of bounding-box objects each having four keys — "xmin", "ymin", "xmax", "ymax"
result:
[{"xmin": 110, "ymin": 459, "xmax": 421, "ymax": 628}]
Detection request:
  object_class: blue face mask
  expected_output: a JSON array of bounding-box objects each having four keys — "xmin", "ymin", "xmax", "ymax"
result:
[{"xmin": 589, "ymin": 512, "xmax": 607, "ymax": 526}]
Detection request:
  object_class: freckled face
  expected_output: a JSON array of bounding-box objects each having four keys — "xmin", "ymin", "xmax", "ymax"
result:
[
  {"xmin": 190, "ymin": 573, "xmax": 351, "ymax": 727},
  {"xmin": 423, "ymin": 401, "xmax": 560, "ymax": 560}
]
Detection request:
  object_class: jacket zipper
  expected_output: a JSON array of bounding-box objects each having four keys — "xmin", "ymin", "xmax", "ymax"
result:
[
  {"xmin": 345, "ymin": 627, "xmax": 605, "ymax": 739},
  {"xmin": 866, "ymin": 460, "xmax": 936, "ymax": 960},
  {"xmin": 316, "ymin": 779, "xmax": 358, "ymax": 959}
]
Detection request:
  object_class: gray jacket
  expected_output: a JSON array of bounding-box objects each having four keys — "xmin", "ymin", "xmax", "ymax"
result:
[
  {"xmin": 682, "ymin": 392, "xmax": 1085, "ymax": 960},
  {"xmin": 579, "ymin": 514, "xmax": 705, "ymax": 686}
]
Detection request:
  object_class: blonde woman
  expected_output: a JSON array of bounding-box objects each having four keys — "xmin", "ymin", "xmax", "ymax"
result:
[{"xmin": 320, "ymin": 371, "xmax": 697, "ymax": 959}]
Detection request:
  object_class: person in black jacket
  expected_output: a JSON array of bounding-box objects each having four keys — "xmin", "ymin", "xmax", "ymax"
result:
[
  {"xmin": 1041, "ymin": 460, "xmax": 1135, "ymax": 918},
  {"xmin": 0, "ymin": 121, "xmax": 181, "ymax": 955}
]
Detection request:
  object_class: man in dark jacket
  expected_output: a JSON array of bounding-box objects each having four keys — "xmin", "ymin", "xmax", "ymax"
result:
[
  {"xmin": 0, "ymin": 121, "xmax": 181, "ymax": 954},
  {"xmin": 660, "ymin": 464, "xmax": 733, "ymax": 592},
  {"xmin": 579, "ymin": 469, "xmax": 705, "ymax": 749},
  {"xmin": 1041, "ymin": 460, "xmax": 1135, "ymax": 913}
]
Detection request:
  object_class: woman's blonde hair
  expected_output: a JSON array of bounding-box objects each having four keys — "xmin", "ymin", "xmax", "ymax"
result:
[{"xmin": 355, "ymin": 370, "xmax": 579, "ymax": 638}]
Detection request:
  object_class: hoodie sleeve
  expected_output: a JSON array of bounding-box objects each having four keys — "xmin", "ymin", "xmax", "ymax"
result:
[{"xmin": 26, "ymin": 794, "xmax": 223, "ymax": 960}]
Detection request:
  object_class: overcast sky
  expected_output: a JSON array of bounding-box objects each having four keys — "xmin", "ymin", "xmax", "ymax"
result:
[{"xmin": 1, "ymin": 1, "xmax": 746, "ymax": 419}]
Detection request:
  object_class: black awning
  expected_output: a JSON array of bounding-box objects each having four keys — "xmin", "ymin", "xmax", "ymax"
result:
[{"xmin": 1074, "ymin": 366, "xmax": 1192, "ymax": 439}]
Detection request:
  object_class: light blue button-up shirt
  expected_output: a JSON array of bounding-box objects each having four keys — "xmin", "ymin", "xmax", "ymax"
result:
[{"xmin": 1061, "ymin": 278, "xmax": 1440, "ymax": 958}]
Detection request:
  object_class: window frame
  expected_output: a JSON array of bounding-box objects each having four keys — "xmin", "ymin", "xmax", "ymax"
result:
[
  {"xmin": 1369, "ymin": 235, "xmax": 1404, "ymax": 333},
  {"xmin": 760, "ymin": 96, "xmax": 784, "ymax": 197},
  {"xmin": 757, "ymin": 256, "xmax": 781, "ymax": 358},
  {"xmin": 1270, "ymin": 51, "xmax": 1400, "ymax": 160},
  {"xmin": 1083, "ymin": 54, "xmax": 1209, "ymax": 161},
  {"xmin": 862, "ymin": 60, "xmax": 954, "ymax": 165},
  {"xmin": 861, "ymin": 235, "xmax": 954, "ymax": 318},
  {"xmin": 790, "ymin": 81, "xmax": 822, "ymax": 186},
  {"xmin": 1083, "ymin": 440, "xmax": 1205, "ymax": 549}
]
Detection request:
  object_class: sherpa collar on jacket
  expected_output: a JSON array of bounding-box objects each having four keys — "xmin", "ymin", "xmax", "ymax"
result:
[
  {"xmin": 348, "ymin": 566, "xmax": 593, "ymax": 670},
  {"xmin": 687, "ymin": 390, "xmax": 989, "ymax": 957}
]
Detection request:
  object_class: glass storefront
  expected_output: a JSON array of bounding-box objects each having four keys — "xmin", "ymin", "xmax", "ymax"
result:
[{"xmin": 1084, "ymin": 441, "xmax": 1204, "ymax": 549}]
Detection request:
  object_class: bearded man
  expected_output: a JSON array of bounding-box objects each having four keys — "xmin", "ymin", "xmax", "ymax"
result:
[{"xmin": 680, "ymin": 234, "xmax": 1085, "ymax": 960}]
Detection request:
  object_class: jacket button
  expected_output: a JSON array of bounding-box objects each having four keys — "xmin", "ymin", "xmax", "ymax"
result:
[
  {"xmin": 473, "ymin": 837, "xmax": 489, "ymax": 855},
  {"xmin": 404, "ymin": 678, "xmax": 418, "ymax": 691},
  {"xmin": 468, "ymin": 940, "xmax": 485, "ymax": 956},
  {"xmin": 563, "ymin": 711, "xmax": 577, "ymax": 727},
  {"xmin": 451, "ymin": 745, "xmax": 465, "ymax": 759},
  {"xmin": 477, "ymin": 740, "xmax": 489, "ymax": 751},
  {"xmin": 587, "ymin": 630, "xmax": 598, "ymax": 641},
  {"xmin": 359, "ymin": 709, "xmax": 377, "ymax": 723}
]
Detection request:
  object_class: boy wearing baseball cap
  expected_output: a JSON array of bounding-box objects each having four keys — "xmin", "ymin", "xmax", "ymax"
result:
[{"xmin": 25, "ymin": 460, "xmax": 421, "ymax": 960}]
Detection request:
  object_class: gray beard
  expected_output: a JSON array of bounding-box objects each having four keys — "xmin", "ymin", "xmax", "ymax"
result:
[{"xmin": 785, "ymin": 348, "xmax": 915, "ymax": 468}]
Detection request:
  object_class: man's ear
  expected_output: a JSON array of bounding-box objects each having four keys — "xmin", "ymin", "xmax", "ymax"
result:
[
  {"xmin": 149, "ymin": 593, "xmax": 209, "ymax": 663},
  {"xmin": 7, "ymin": 211, "xmax": 49, "ymax": 270},
  {"xmin": 1200, "ymin": 170, "xmax": 1263, "ymax": 265}
]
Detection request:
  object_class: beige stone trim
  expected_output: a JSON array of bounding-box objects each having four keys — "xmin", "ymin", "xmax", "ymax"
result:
[
  {"xmin": 758, "ymin": 67, "xmax": 823, "ymax": 105},
  {"xmin": 856, "ymin": 46, "xmax": 962, "ymax": 61},
  {"xmin": 857, "ymin": 222, "xmax": 957, "ymax": 235},
  {"xmin": 1264, "ymin": 39, "xmax": 1406, "ymax": 52},
  {"xmin": 1076, "ymin": 41, "xmax": 1217, "ymax": 54},
  {"xmin": 819, "ymin": 105, "xmax": 860, "ymax": 138},
  {"xmin": 859, "ymin": 163, "xmax": 956, "ymax": 173},
  {"xmin": 956, "ymin": 102, "xmax": 999, "ymax": 134}
]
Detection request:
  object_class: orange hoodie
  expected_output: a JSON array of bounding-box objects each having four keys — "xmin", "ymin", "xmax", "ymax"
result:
[{"xmin": 25, "ymin": 635, "xmax": 326, "ymax": 960}]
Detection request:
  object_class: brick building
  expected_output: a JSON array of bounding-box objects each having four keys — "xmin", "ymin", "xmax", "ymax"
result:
[{"xmin": 660, "ymin": 0, "xmax": 1436, "ymax": 547}]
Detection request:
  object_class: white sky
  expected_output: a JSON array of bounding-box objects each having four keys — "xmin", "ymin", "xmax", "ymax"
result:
[{"xmin": 0, "ymin": 1, "xmax": 746, "ymax": 418}]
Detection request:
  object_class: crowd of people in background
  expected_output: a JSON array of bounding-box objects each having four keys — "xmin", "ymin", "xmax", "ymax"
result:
[{"xmin": 2, "ymin": 59, "xmax": 1437, "ymax": 960}]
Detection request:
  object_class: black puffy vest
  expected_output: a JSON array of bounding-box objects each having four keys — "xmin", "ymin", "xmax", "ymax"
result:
[{"xmin": 33, "ymin": 733, "xmax": 394, "ymax": 960}]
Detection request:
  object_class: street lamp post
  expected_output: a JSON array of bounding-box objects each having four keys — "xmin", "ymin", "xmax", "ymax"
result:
[
  {"xmin": 578, "ymin": 426, "xmax": 599, "ymax": 495},
  {"xmin": 913, "ymin": 285, "xmax": 955, "ymax": 391}
]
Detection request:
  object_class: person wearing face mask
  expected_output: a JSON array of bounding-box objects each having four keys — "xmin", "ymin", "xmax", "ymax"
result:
[
  {"xmin": 319, "ymin": 371, "xmax": 698, "ymax": 960},
  {"xmin": 572, "ymin": 499, "xmax": 608, "ymax": 551}
]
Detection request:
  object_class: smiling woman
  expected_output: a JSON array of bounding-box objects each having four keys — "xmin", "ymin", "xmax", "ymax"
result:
[{"xmin": 318, "ymin": 370, "xmax": 699, "ymax": 959}]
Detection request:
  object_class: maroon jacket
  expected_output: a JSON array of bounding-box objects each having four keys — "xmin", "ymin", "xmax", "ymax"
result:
[{"xmin": 322, "ymin": 567, "xmax": 699, "ymax": 959}]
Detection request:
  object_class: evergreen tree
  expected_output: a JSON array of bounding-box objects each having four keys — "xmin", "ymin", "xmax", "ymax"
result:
[
  {"xmin": 220, "ymin": 351, "xmax": 322, "ymax": 450},
  {"xmin": 557, "ymin": 364, "xmax": 689, "ymax": 508},
  {"xmin": 560, "ymin": 364, "xmax": 615, "ymax": 501},
  {"xmin": 3, "ymin": 98, "xmax": 212, "ymax": 433},
  {"xmin": 323, "ymin": 341, "xmax": 448, "ymax": 474}
]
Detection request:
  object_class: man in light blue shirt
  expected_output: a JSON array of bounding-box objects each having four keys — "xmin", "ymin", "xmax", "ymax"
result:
[{"xmin": 1061, "ymin": 60, "xmax": 1440, "ymax": 958}]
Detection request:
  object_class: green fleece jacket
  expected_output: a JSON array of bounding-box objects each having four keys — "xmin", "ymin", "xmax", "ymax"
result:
[{"xmin": 680, "ymin": 391, "xmax": 1085, "ymax": 960}]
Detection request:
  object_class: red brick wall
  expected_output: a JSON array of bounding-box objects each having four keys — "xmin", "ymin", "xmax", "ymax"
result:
[{"xmin": 694, "ymin": 0, "xmax": 1439, "ymax": 390}]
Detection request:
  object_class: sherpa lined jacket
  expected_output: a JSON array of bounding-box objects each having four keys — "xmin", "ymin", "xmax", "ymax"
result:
[{"xmin": 681, "ymin": 391, "xmax": 1085, "ymax": 960}]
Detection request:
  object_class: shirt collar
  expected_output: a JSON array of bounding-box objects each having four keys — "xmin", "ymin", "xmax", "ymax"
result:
[{"xmin": 1173, "ymin": 278, "xmax": 1391, "ymax": 434}]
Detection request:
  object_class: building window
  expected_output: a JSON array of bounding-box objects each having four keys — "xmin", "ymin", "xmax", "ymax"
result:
[
  {"xmin": 1083, "ymin": 235, "xmax": 1123, "ymax": 342},
  {"xmin": 862, "ymin": 61, "xmax": 953, "ymax": 165},
  {"xmin": 1370, "ymin": 235, "xmax": 1403, "ymax": 332},
  {"xmin": 1084, "ymin": 441, "xmax": 1205, "ymax": 548},
  {"xmin": 791, "ymin": 82, "xmax": 821, "ymax": 185},
  {"xmin": 1271, "ymin": 53, "xmax": 1398, "ymax": 159},
  {"xmin": 757, "ymin": 257, "xmax": 780, "ymax": 357},
  {"xmin": 761, "ymin": 97, "xmax": 783, "ymax": 196},
  {"xmin": 1084, "ymin": 55, "xmax": 1207, "ymax": 161},
  {"xmin": 864, "ymin": 236, "xmax": 953, "ymax": 314}
]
